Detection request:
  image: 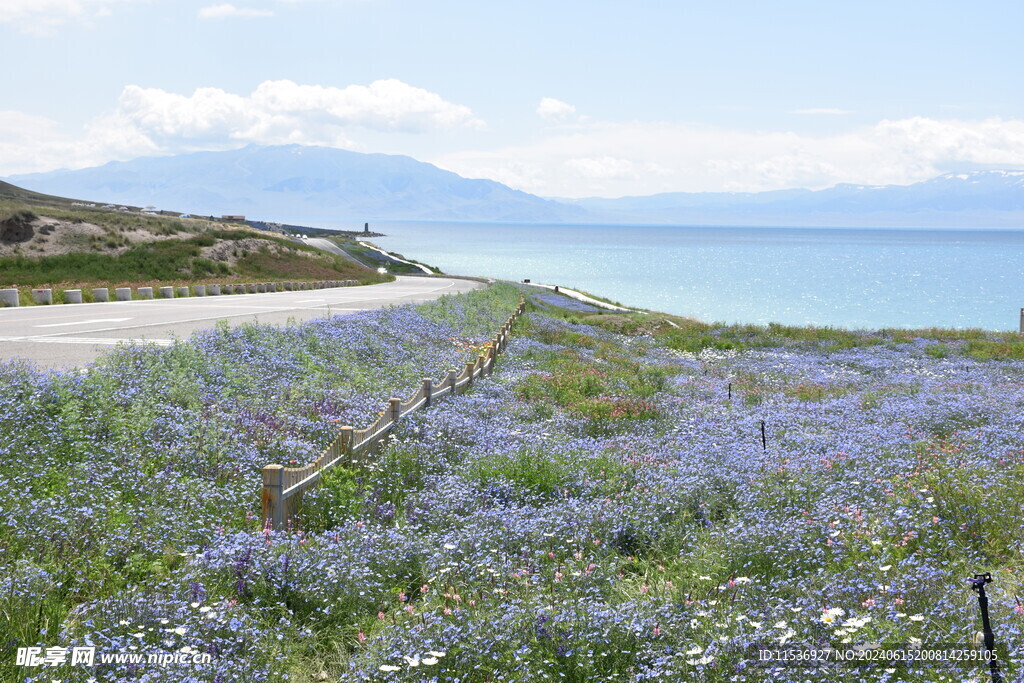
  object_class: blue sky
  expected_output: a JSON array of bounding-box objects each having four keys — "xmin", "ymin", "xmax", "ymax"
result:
[{"xmin": 2, "ymin": 0, "xmax": 1023, "ymax": 197}]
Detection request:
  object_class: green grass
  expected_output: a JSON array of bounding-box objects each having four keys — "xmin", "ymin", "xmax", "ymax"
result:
[
  {"xmin": 0, "ymin": 232, "xmax": 389, "ymax": 295},
  {"xmin": 546, "ymin": 298, "xmax": 1024, "ymax": 353},
  {"xmin": 0, "ymin": 238, "xmax": 226, "ymax": 284},
  {"xmin": 514, "ymin": 322, "xmax": 672, "ymax": 435},
  {"xmin": 331, "ymin": 239, "xmax": 439, "ymax": 274}
]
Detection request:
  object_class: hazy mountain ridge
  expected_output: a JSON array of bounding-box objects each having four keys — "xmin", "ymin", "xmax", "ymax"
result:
[
  {"xmin": 8, "ymin": 145, "xmax": 587, "ymax": 224},
  {"xmin": 561, "ymin": 171, "xmax": 1024, "ymax": 226},
  {"xmin": 8, "ymin": 146, "xmax": 1024, "ymax": 227}
]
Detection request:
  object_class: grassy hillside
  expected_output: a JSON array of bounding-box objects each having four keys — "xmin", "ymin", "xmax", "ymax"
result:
[
  {"xmin": 0, "ymin": 184, "xmax": 392, "ymax": 296},
  {"xmin": 0, "ymin": 179, "xmax": 91, "ymax": 208}
]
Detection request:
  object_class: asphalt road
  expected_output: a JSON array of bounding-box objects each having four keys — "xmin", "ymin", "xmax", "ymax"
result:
[
  {"xmin": 0, "ymin": 276, "xmax": 484, "ymax": 369},
  {"xmin": 304, "ymin": 237, "xmax": 372, "ymax": 268}
]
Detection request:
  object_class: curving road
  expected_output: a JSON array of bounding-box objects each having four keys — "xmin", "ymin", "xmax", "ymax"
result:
[
  {"xmin": 0, "ymin": 276, "xmax": 484, "ymax": 369},
  {"xmin": 303, "ymin": 237, "xmax": 373, "ymax": 268}
]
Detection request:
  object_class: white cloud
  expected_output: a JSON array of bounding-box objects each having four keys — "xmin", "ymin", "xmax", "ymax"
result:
[
  {"xmin": 563, "ymin": 156, "xmax": 637, "ymax": 180},
  {"xmin": 792, "ymin": 108, "xmax": 854, "ymax": 115},
  {"xmin": 435, "ymin": 116, "xmax": 1024, "ymax": 197},
  {"xmin": 103, "ymin": 80, "xmax": 484, "ymax": 151},
  {"xmin": 0, "ymin": 109, "xmax": 158, "ymax": 176},
  {"xmin": 0, "ymin": 80, "xmax": 485, "ymax": 175},
  {"xmin": 0, "ymin": 0, "xmax": 140, "ymax": 35},
  {"xmin": 537, "ymin": 98, "xmax": 577, "ymax": 123},
  {"xmin": 198, "ymin": 4, "xmax": 274, "ymax": 19}
]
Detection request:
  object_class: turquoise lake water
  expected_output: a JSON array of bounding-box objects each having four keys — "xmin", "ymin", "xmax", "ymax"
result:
[{"xmin": 318, "ymin": 221, "xmax": 1024, "ymax": 331}]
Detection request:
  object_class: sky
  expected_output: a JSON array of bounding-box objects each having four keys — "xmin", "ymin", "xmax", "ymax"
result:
[{"xmin": 2, "ymin": 0, "xmax": 1024, "ymax": 198}]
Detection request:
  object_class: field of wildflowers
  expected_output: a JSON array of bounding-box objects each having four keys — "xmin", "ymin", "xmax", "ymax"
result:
[{"xmin": 2, "ymin": 285, "xmax": 1023, "ymax": 682}]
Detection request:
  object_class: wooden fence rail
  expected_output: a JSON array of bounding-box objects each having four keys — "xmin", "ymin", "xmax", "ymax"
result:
[{"xmin": 262, "ymin": 297, "xmax": 526, "ymax": 528}]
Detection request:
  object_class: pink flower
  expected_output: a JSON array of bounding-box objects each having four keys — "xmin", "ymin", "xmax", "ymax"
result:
[{"xmin": 357, "ymin": 632, "xmax": 366, "ymax": 643}]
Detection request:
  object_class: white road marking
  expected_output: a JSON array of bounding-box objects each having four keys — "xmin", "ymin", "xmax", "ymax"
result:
[
  {"xmin": 0, "ymin": 336, "xmax": 174, "ymax": 346},
  {"xmin": 296, "ymin": 299, "xmax": 326, "ymax": 303},
  {"xmin": 34, "ymin": 318, "xmax": 132, "ymax": 328}
]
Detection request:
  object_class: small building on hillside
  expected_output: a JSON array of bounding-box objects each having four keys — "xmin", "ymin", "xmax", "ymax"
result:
[{"xmin": 222, "ymin": 215, "xmax": 246, "ymax": 222}]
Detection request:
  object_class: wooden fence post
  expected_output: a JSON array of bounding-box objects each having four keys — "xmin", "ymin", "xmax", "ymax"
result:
[
  {"xmin": 423, "ymin": 378, "xmax": 433, "ymax": 406},
  {"xmin": 466, "ymin": 361, "xmax": 475, "ymax": 388},
  {"xmin": 389, "ymin": 397, "xmax": 401, "ymax": 424},
  {"xmin": 340, "ymin": 425, "xmax": 353, "ymax": 463},
  {"xmin": 262, "ymin": 464, "xmax": 284, "ymax": 529},
  {"xmin": 447, "ymin": 369, "xmax": 457, "ymax": 395}
]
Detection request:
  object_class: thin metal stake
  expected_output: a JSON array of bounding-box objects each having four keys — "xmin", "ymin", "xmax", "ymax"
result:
[
  {"xmin": 969, "ymin": 572, "xmax": 1003, "ymax": 683},
  {"xmin": 760, "ymin": 420, "xmax": 766, "ymax": 451}
]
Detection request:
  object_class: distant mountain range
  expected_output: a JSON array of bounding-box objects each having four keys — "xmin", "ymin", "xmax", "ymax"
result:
[
  {"xmin": 560, "ymin": 171, "xmax": 1024, "ymax": 227},
  {"xmin": 7, "ymin": 145, "xmax": 1024, "ymax": 227},
  {"xmin": 6, "ymin": 145, "xmax": 586, "ymax": 224}
]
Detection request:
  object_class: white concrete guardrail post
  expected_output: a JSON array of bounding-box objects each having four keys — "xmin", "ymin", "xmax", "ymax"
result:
[
  {"xmin": 63, "ymin": 289, "xmax": 83, "ymax": 304},
  {"xmin": 192, "ymin": 285, "xmax": 206, "ymax": 296},
  {"xmin": 208, "ymin": 284, "xmax": 220, "ymax": 296},
  {"xmin": 92, "ymin": 288, "xmax": 109, "ymax": 302},
  {"xmin": 176, "ymin": 286, "xmax": 189, "ymax": 297},
  {"xmin": 0, "ymin": 289, "xmax": 19, "ymax": 307},
  {"xmin": 31, "ymin": 289, "xmax": 52, "ymax": 305},
  {"xmin": 159, "ymin": 286, "xmax": 174, "ymax": 299},
  {"xmin": 116, "ymin": 287, "xmax": 132, "ymax": 301}
]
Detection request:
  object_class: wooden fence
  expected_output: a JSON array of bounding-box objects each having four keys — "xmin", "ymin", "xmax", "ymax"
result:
[{"xmin": 261, "ymin": 297, "xmax": 526, "ymax": 528}]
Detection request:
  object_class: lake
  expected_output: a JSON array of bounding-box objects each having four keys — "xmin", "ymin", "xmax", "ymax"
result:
[{"xmin": 315, "ymin": 221, "xmax": 1024, "ymax": 331}]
